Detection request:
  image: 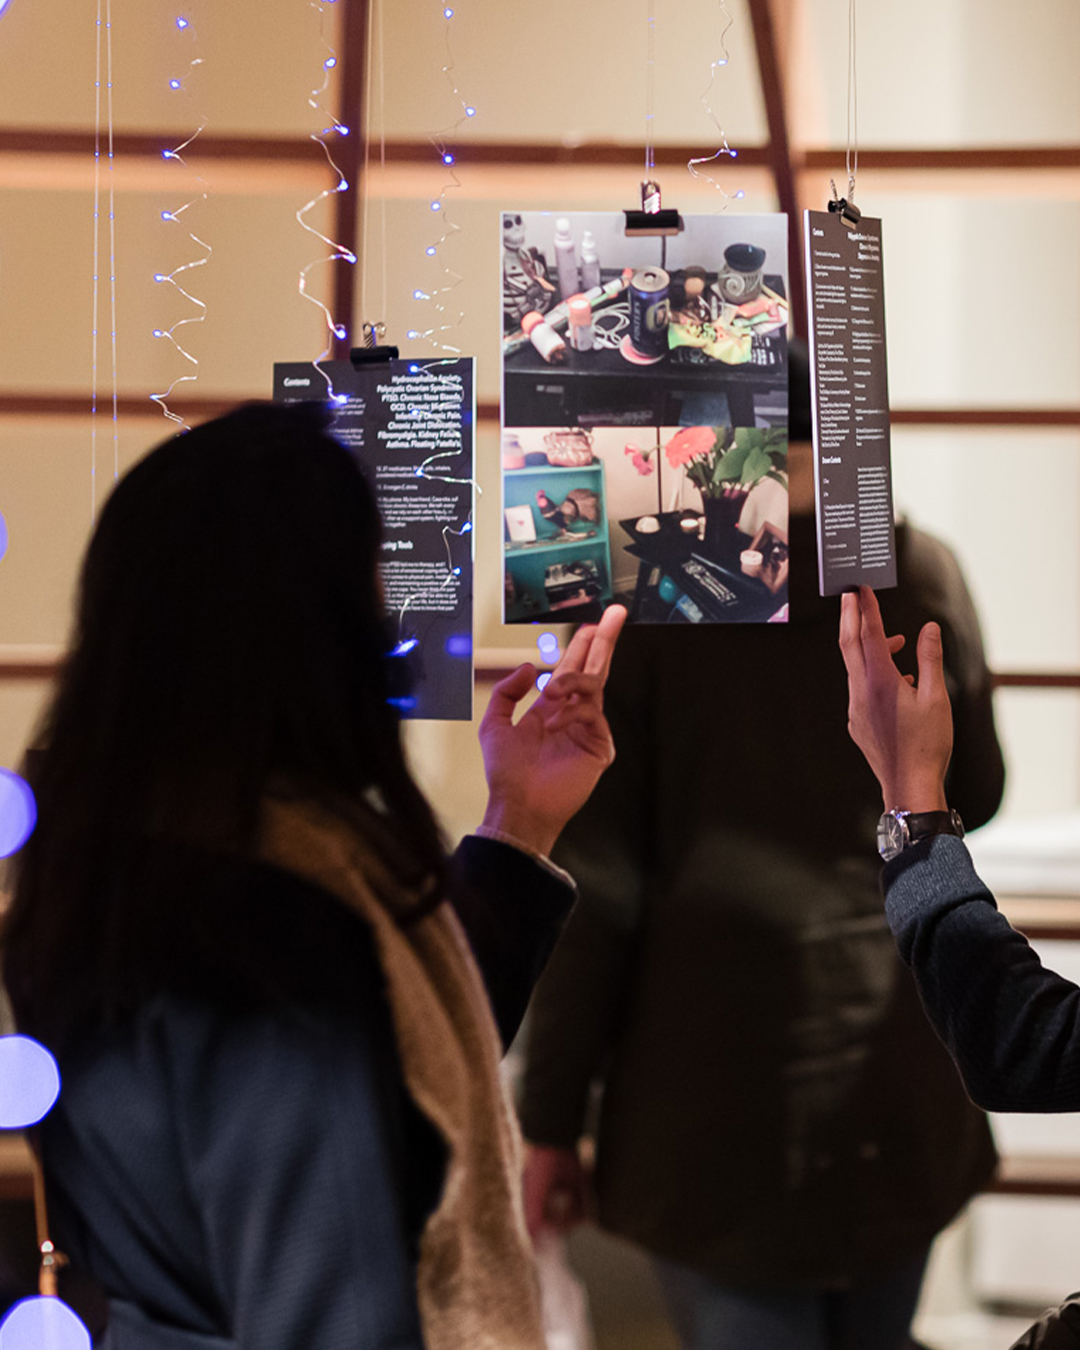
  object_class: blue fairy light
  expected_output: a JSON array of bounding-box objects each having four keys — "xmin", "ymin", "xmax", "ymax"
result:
[
  {"xmin": 324, "ymin": 56, "xmax": 337, "ymax": 69},
  {"xmin": 0, "ymin": 769, "xmax": 36, "ymax": 859},
  {"xmin": 445, "ymin": 634, "xmax": 471, "ymax": 659},
  {"xmin": 536, "ymin": 673, "xmax": 552, "ymax": 692},
  {"xmin": 425, "ymin": 246, "xmax": 437, "ymax": 257},
  {"xmin": 169, "ymin": 78, "xmax": 182, "ymax": 90},
  {"xmin": 389, "ymin": 637, "xmax": 419, "ymax": 658},
  {"xmin": 430, "ymin": 201, "xmax": 442, "ymax": 212},
  {"xmin": 0, "ymin": 1035, "xmax": 60, "ymax": 1128},
  {"xmin": 175, "ymin": 16, "xmax": 189, "ymax": 28},
  {"xmin": 0, "ymin": 1296, "xmax": 91, "ymax": 1350},
  {"xmin": 464, "ymin": 106, "xmax": 476, "ymax": 117},
  {"xmin": 536, "ymin": 632, "xmax": 560, "ymax": 661},
  {"xmin": 0, "ymin": 512, "xmax": 8, "ymax": 563},
  {"xmin": 407, "ymin": 330, "xmax": 420, "ymax": 340},
  {"xmin": 443, "ymin": 6, "xmax": 454, "ymax": 16}
]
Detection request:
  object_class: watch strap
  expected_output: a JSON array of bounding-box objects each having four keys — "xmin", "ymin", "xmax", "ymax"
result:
[{"xmin": 902, "ymin": 809, "xmax": 964, "ymax": 845}]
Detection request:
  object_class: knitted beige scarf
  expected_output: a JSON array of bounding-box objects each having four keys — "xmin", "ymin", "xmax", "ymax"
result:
[{"xmin": 258, "ymin": 796, "xmax": 546, "ymax": 1350}]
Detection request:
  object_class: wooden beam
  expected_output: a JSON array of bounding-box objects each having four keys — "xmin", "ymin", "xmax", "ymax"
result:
[
  {"xmin": 747, "ymin": 0, "xmax": 807, "ymax": 337},
  {"xmin": 0, "ymin": 129, "xmax": 327, "ymax": 163}
]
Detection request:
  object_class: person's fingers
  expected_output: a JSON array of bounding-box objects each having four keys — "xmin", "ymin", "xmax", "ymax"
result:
[
  {"xmin": 903, "ymin": 674, "xmax": 916, "ymax": 686},
  {"xmin": 552, "ymin": 605, "xmax": 628, "ymax": 681},
  {"xmin": 856, "ymin": 585, "xmax": 890, "ymax": 650},
  {"xmin": 838, "ymin": 592, "xmax": 865, "ymax": 679},
  {"xmin": 887, "ymin": 634, "xmax": 906, "ymax": 656},
  {"xmin": 480, "ymin": 664, "xmax": 535, "ymax": 729},
  {"xmin": 916, "ymin": 621, "xmax": 946, "ymax": 704},
  {"xmin": 552, "ymin": 623, "xmax": 597, "ymax": 676},
  {"xmin": 583, "ymin": 604, "xmax": 627, "ymax": 680},
  {"xmin": 539, "ymin": 670, "xmax": 604, "ymax": 707}
]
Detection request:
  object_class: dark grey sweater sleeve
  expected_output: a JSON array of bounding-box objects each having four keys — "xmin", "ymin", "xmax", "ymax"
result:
[{"xmin": 884, "ymin": 834, "xmax": 1080, "ymax": 1112}]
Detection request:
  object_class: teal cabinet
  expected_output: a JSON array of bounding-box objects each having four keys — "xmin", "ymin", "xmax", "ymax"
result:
[{"xmin": 503, "ymin": 464, "xmax": 612, "ymax": 622}]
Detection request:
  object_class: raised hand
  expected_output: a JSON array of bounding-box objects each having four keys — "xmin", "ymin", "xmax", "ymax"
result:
[
  {"xmin": 478, "ymin": 605, "xmax": 627, "ymax": 857},
  {"xmin": 522, "ymin": 1145, "xmax": 592, "ymax": 1238},
  {"xmin": 839, "ymin": 586, "xmax": 952, "ymax": 811}
]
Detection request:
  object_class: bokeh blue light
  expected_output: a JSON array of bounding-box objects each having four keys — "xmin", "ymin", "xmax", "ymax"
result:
[
  {"xmin": 0, "ymin": 769, "xmax": 36, "ymax": 859},
  {"xmin": 0, "ymin": 1035, "xmax": 61, "ymax": 1129},
  {"xmin": 0, "ymin": 1295, "xmax": 91, "ymax": 1350}
]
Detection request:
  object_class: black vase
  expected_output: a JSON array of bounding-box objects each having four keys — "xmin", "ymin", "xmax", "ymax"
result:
[{"xmin": 701, "ymin": 490, "xmax": 748, "ymax": 554}]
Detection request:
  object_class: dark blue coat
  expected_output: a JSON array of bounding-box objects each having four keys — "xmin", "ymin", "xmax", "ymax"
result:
[{"xmin": 39, "ymin": 836, "xmax": 574, "ymax": 1348}]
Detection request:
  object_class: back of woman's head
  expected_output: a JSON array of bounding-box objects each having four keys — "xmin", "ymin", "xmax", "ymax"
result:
[{"xmin": 3, "ymin": 403, "xmax": 444, "ymax": 1038}]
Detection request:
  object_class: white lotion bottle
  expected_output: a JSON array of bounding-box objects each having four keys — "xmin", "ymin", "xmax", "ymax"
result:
[
  {"xmin": 580, "ymin": 230, "xmax": 601, "ymax": 291},
  {"xmin": 553, "ymin": 218, "xmax": 580, "ymax": 302}
]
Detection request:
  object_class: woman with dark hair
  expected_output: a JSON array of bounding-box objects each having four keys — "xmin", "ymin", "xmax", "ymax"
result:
[{"xmin": 1, "ymin": 402, "xmax": 625, "ymax": 1350}]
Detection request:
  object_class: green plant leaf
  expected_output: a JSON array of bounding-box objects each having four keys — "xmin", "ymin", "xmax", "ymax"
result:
[
  {"xmin": 740, "ymin": 445, "xmax": 772, "ymax": 485},
  {"xmin": 714, "ymin": 441, "xmax": 749, "ymax": 483}
]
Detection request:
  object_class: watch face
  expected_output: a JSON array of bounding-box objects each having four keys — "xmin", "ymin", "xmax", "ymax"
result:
[{"xmin": 876, "ymin": 813, "xmax": 907, "ymax": 860}]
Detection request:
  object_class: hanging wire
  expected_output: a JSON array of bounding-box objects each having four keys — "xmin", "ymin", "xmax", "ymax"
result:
[
  {"xmin": 644, "ymin": 2, "xmax": 656, "ymax": 179},
  {"xmin": 846, "ymin": 0, "xmax": 858, "ymax": 201},
  {"xmin": 359, "ymin": 0, "xmax": 387, "ymax": 330},
  {"xmin": 831, "ymin": 0, "xmax": 859, "ymax": 206},
  {"xmin": 407, "ymin": 2, "xmax": 472, "ymax": 353},
  {"xmin": 296, "ymin": 0, "xmax": 355, "ymax": 402},
  {"xmin": 150, "ymin": 14, "xmax": 210, "ymax": 431},
  {"xmin": 91, "ymin": 0, "xmax": 102, "ymax": 517},
  {"xmin": 686, "ymin": 0, "xmax": 745, "ymax": 205},
  {"xmin": 105, "ymin": 0, "xmax": 118, "ymax": 483}
]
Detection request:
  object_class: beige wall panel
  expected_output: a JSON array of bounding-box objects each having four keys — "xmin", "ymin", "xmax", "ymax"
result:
[
  {"xmin": 376, "ymin": 0, "xmax": 767, "ymax": 148},
  {"xmin": 0, "ymin": 414, "xmax": 169, "ymax": 648},
  {"xmin": 0, "ymin": 679, "xmax": 53, "ymax": 775},
  {"xmin": 891, "ymin": 428, "xmax": 1080, "ymax": 673},
  {"xmin": 867, "ymin": 195, "xmax": 1080, "ymax": 409},
  {"xmin": 993, "ymin": 689, "xmax": 1080, "ymax": 819},
  {"xmin": 0, "ymin": 183, "xmax": 336, "ymax": 399},
  {"xmin": 797, "ymin": 0, "xmax": 1080, "ymax": 147},
  {"xmin": 0, "ymin": 1, "xmax": 343, "ymax": 137}
]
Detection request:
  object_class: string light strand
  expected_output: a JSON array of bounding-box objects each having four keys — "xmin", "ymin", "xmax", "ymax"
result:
[
  {"xmin": 297, "ymin": 0, "xmax": 354, "ymax": 403},
  {"xmin": 407, "ymin": 3, "xmax": 473, "ymax": 353},
  {"xmin": 151, "ymin": 17, "xmax": 209, "ymax": 431},
  {"xmin": 686, "ymin": 0, "xmax": 745, "ymax": 204}
]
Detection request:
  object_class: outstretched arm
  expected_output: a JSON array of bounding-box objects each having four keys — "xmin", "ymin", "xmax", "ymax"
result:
[{"xmin": 839, "ymin": 586, "xmax": 1080, "ymax": 1112}]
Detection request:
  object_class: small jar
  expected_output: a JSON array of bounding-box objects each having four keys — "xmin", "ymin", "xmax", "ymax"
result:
[{"xmin": 716, "ymin": 243, "xmax": 766, "ymax": 304}]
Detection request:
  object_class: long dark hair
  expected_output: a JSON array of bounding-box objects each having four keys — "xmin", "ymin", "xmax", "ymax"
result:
[{"xmin": 2, "ymin": 402, "xmax": 446, "ymax": 1042}]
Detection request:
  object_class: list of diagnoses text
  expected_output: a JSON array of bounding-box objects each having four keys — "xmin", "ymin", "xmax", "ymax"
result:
[{"xmin": 804, "ymin": 210, "xmax": 897, "ymax": 595}]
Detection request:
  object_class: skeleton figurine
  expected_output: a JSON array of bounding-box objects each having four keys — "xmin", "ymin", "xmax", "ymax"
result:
[{"xmin": 503, "ymin": 213, "xmax": 556, "ymax": 328}]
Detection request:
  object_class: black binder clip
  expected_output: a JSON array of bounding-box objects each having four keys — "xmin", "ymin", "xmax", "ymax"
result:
[
  {"xmin": 350, "ymin": 322, "xmax": 398, "ymax": 366},
  {"xmin": 624, "ymin": 179, "xmax": 683, "ymax": 237},
  {"xmin": 828, "ymin": 188, "xmax": 862, "ymax": 231}
]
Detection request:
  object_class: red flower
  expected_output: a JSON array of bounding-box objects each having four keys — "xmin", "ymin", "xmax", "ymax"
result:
[{"xmin": 664, "ymin": 426, "xmax": 715, "ymax": 468}]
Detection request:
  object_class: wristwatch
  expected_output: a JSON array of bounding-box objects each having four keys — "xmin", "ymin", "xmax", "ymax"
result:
[{"xmin": 877, "ymin": 808, "xmax": 964, "ymax": 862}]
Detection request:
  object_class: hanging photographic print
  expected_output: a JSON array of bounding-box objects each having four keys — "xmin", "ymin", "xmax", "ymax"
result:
[
  {"xmin": 500, "ymin": 210, "xmax": 790, "ymax": 625},
  {"xmin": 274, "ymin": 358, "xmax": 475, "ymax": 720}
]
